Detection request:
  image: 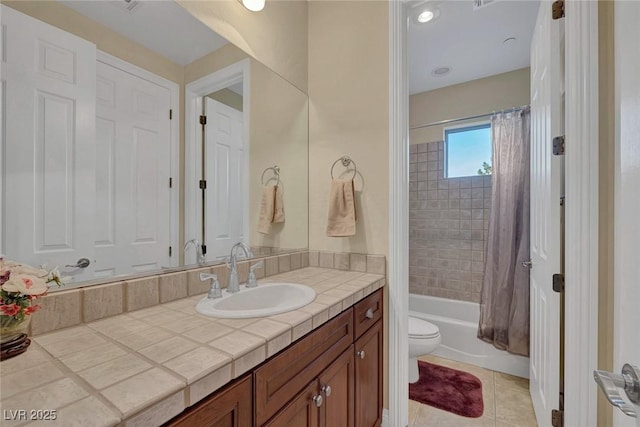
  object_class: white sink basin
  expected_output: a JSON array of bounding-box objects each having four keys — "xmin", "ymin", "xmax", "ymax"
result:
[{"xmin": 196, "ymin": 282, "xmax": 316, "ymax": 318}]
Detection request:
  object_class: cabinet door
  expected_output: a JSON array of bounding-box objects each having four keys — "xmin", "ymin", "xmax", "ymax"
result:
[
  {"xmin": 264, "ymin": 381, "xmax": 320, "ymax": 427},
  {"xmin": 165, "ymin": 375, "xmax": 251, "ymax": 427},
  {"xmin": 319, "ymin": 346, "xmax": 355, "ymax": 427},
  {"xmin": 354, "ymin": 320, "xmax": 383, "ymax": 427}
]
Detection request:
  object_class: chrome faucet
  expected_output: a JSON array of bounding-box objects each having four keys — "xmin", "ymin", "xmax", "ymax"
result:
[
  {"xmin": 227, "ymin": 242, "xmax": 253, "ymax": 293},
  {"xmin": 184, "ymin": 239, "xmax": 206, "ymax": 265}
]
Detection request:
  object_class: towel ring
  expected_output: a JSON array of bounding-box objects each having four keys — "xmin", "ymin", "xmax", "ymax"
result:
[
  {"xmin": 261, "ymin": 166, "xmax": 280, "ymax": 186},
  {"xmin": 330, "ymin": 156, "xmax": 357, "ymax": 180}
]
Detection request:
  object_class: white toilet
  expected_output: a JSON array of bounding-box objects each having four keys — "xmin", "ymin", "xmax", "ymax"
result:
[{"xmin": 408, "ymin": 316, "xmax": 441, "ymax": 383}]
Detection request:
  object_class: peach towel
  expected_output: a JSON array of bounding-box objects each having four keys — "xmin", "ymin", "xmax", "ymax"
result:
[
  {"xmin": 258, "ymin": 185, "xmax": 285, "ymax": 234},
  {"xmin": 326, "ymin": 179, "xmax": 357, "ymax": 237}
]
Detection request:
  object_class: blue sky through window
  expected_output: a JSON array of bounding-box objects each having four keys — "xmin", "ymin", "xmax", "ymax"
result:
[{"xmin": 445, "ymin": 124, "xmax": 492, "ymax": 178}]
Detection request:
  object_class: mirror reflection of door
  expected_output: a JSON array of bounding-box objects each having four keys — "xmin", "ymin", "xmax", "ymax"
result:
[
  {"xmin": 2, "ymin": 6, "xmax": 175, "ymax": 283},
  {"xmin": 203, "ymin": 87, "xmax": 247, "ymax": 261}
]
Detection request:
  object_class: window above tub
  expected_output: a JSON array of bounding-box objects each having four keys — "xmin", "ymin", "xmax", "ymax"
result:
[{"xmin": 444, "ymin": 123, "xmax": 492, "ymax": 178}]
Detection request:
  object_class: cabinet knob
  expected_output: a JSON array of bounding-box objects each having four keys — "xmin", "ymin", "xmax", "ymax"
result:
[
  {"xmin": 365, "ymin": 308, "xmax": 374, "ymax": 319},
  {"xmin": 312, "ymin": 394, "xmax": 323, "ymax": 407},
  {"xmin": 321, "ymin": 385, "xmax": 332, "ymax": 397},
  {"xmin": 357, "ymin": 350, "xmax": 366, "ymax": 359}
]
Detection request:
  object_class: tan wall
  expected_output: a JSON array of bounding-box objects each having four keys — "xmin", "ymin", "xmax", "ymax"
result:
[
  {"xmin": 184, "ymin": 44, "xmax": 250, "ymax": 84},
  {"xmin": 208, "ymin": 89, "xmax": 244, "ymax": 112},
  {"xmin": 410, "ymin": 68, "xmax": 531, "ymax": 144},
  {"xmin": 597, "ymin": 1, "xmax": 615, "ymax": 425},
  {"xmin": 1, "ymin": 0, "xmax": 184, "ymax": 84},
  {"xmin": 307, "ymin": 0, "xmax": 390, "ymax": 408},
  {"xmin": 249, "ymin": 62, "xmax": 309, "ymax": 250},
  {"xmin": 177, "ymin": 0, "xmax": 308, "ymax": 93},
  {"xmin": 308, "ymin": 0, "xmax": 389, "ymax": 256},
  {"xmin": 185, "ymin": 49, "xmax": 309, "ymax": 251}
]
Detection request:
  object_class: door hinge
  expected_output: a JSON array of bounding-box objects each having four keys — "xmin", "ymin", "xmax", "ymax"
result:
[
  {"xmin": 169, "ymin": 109, "xmax": 173, "ymax": 120},
  {"xmin": 552, "ymin": 0, "xmax": 565, "ymax": 20},
  {"xmin": 551, "ymin": 409, "xmax": 564, "ymax": 427},
  {"xmin": 169, "ymin": 246, "xmax": 172, "ymax": 257},
  {"xmin": 199, "ymin": 180, "xmax": 207, "ymax": 190},
  {"xmin": 169, "ymin": 177, "xmax": 173, "ymax": 188},
  {"xmin": 552, "ymin": 273, "xmax": 565, "ymax": 293},
  {"xmin": 199, "ymin": 115, "xmax": 207, "ymax": 125},
  {"xmin": 553, "ymin": 136, "xmax": 565, "ymax": 155},
  {"xmin": 201, "ymin": 244, "xmax": 207, "ymax": 255}
]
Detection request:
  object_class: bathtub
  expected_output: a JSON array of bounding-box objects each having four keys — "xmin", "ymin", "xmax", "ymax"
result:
[{"xmin": 409, "ymin": 293, "xmax": 529, "ymax": 378}]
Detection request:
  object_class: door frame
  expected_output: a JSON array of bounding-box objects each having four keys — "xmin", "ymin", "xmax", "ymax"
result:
[
  {"xmin": 97, "ymin": 51, "xmax": 181, "ymax": 269},
  {"xmin": 387, "ymin": 1, "xmax": 600, "ymax": 426},
  {"xmin": 184, "ymin": 59, "xmax": 251, "ymax": 263}
]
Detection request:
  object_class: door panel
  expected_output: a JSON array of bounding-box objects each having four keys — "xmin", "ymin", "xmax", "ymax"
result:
[
  {"xmin": 319, "ymin": 347, "xmax": 354, "ymax": 427},
  {"xmin": 95, "ymin": 60, "xmax": 171, "ymax": 277},
  {"xmin": 264, "ymin": 381, "xmax": 319, "ymax": 427},
  {"xmin": 529, "ymin": 2, "xmax": 563, "ymax": 425},
  {"xmin": 204, "ymin": 97, "xmax": 245, "ymax": 260},
  {"xmin": 614, "ymin": 2, "xmax": 640, "ymax": 425},
  {"xmin": 2, "ymin": 5, "xmax": 96, "ymax": 281},
  {"xmin": 355, "ymin": 321, "xmax": 383, "ymax": 427}
]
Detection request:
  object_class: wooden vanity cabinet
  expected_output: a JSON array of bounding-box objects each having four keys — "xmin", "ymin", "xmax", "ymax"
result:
[
  {"xmin": 265, "ymin": 348, "xmax": 354, "ymax": 427},
  {"xmin": 164, "ymin": 374, "xmax": 252, "ymax": 427},
  {"xmin": 166, "ymin": 288, "xmax": 383, "ymax": 427},
  {"xmin": 354, "ymin": 320, "xmax": 383, "ymax": 427}
]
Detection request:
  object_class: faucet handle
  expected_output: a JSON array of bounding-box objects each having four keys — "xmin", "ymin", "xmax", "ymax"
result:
[
  {"xmin": 249, "ymin": 260, "xmax": 264, "ymax": 271},
  {"xmin": 246, "ymin": 261, "xmax": 263, "ymax": 288},
  {"xmin": 200, "ymin": 273, "xmax": 222, "ymax": 299}
]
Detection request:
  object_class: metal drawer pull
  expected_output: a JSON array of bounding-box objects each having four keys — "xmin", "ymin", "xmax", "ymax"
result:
[
  {"xmin": 357, "ymin": 350, "xmax": 366, "ymax": 359},
  {"xmin": 365, "ymin": 308, "xmax": 374, "ymax": 319},
  {"xmin": 321, "ymin": 385, "xmax": 332, "ymax": 397},
  {"xmin": 312, "ymin": 394, "xmax": 323, "ymax": 407},
  {"xmin": 593, "ymin": 364, "xmax": 640, "ymax": 418}
]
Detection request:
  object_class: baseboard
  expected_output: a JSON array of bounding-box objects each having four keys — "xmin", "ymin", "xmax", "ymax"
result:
[{"xmin": 381, "ymin": 408, "xmax": 390, "ymax": 427}]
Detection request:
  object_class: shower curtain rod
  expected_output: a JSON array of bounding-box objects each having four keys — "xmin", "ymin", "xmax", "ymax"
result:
[{"xmin": 409, "ymin": 105, "xmax": 530, "ymax": 131}]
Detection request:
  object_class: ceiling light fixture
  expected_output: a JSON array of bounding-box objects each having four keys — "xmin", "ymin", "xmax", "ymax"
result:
[
  {"xmin": 414, "ymin": 7, "xmax": 440, "ymax": 25},
  {"xmin": 431, "ymin": 66, "xmax": 451, "ymax": 77},
  {"xmin": 417, "ymin": 10, "xmax": 435, "ymax": 23},
  {"xmin": 239, "ymin": 0, "xmax": 265, "ymax": 12}
]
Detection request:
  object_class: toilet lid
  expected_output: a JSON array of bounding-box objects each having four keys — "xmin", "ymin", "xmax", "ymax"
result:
[{"xmin": 408, "ymin": 316, "xmax": 440, "ymax": 339}]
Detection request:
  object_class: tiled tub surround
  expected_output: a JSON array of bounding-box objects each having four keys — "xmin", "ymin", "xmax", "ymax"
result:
[
  {"xmin": 28, "ymin": 251, "xmax": 386, "ymax": 337},
  {"xmin": 0, "ymin": 266, "xmax": 385, "ymax": 427},
  {"xmin": 409, "ymin": 141, "xmax": 491, "ymax": 303}
]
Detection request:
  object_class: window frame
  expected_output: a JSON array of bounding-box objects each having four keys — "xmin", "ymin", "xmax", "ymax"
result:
[{"xmin": 443, "ymin": 120, "xmax": 492, "ymax": 179}]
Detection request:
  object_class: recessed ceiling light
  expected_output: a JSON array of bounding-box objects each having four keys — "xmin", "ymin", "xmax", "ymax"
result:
[
  {"xmin": 418, "ymin": 10, "xmax": 435, "ymax": 23},
  {"xmin": 431, "ymin": 66, "xmax": 452, "ymax": 77},
  {"xmin": 240, "ymin": 0, "xmax": 265, "ymax": 12},
  {"xmin": 414, "ymin": 7, "xmax": 440, "ymax": 24}
]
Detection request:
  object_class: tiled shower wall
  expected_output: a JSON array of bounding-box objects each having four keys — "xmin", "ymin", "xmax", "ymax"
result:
[{"xmin": 409, "ymin": 141, "xmax": 492, "ymax": 303}]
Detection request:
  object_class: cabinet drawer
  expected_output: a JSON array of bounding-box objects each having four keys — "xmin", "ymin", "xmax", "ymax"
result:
[
  {"xmin": 353, "ymin": 289, "xmax": 383, "ymax": 339},
  {"xmin": 254, "ymin": 309, "xmax": 353, "ymax": 426}
]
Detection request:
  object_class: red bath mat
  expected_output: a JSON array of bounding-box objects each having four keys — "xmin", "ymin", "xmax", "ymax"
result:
[{"xmin": 409, "ymin": 360, "xmax": 484, "ymax": 418}]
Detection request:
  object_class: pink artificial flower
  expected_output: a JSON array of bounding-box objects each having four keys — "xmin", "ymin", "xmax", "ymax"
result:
[
  {"xmin": 0, "ymin": 303, "xmax": 21, "ymax": 316},
  {"xmin": 25, "ymin": 304, "xmax": 41, "ymax": 315}
]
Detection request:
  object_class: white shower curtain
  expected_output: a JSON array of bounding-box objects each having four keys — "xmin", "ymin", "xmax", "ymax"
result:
[{"xmin": 477, "ymin": 107, "xmax": 531, "ymax": 357}]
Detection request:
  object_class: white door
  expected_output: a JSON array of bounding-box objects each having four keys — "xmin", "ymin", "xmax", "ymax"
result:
[
  {"xmin": 95, "ymin": 60, "xmax": 172, "ymax": 277},
  {"xmin": 204, "ymin": 97, "xmax": 245, "ymax": 261},
  {"xmin": 1, "ymin": 5, "xmax": 96, "ymax": 281},
  {"xmin": 529, "ymin": 2, "xmax": 563, "ymax": 425},
  {"xmin": 612, "ymin": 2, "xmax": 640, "ymax": 425}
]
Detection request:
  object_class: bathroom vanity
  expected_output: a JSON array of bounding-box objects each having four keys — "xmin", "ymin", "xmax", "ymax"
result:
[{"xmin": 165, "ymin": 289, "xmax": 383, "ymax": 427}]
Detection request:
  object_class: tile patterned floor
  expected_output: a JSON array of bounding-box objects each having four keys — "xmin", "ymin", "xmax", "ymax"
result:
[{"xmin": 409, "ymin": 355, "xmax": 538, "ymax": 427}]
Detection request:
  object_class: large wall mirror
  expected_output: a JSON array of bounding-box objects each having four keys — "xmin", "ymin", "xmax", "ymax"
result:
[{"xmin": 1, "ymin": 1, "xmax": 309, "ymax": 289}]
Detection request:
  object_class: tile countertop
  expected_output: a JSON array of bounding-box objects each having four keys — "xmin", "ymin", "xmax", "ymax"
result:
[{"xmin": 0, "ymin": 267, "xmax": 385, "ymax": 427}]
